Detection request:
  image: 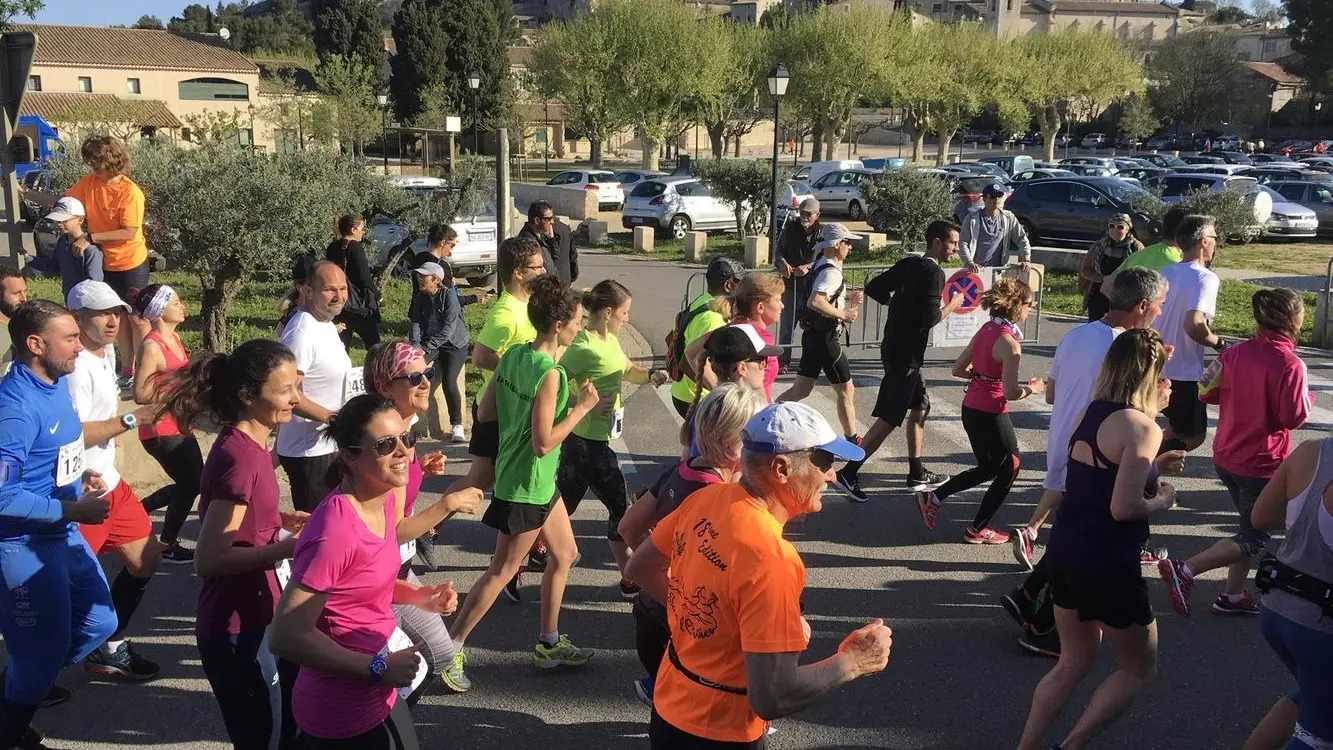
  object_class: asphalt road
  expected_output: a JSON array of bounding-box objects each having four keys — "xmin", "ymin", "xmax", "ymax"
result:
[{"xmin": 21, "ymin": 249, "xmax": 1327, "ymax": 749}]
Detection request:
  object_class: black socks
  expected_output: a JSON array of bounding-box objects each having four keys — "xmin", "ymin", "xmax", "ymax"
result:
[{"xmin": 109, "ymin": 569, "xmax": 151, "ymax": 638}]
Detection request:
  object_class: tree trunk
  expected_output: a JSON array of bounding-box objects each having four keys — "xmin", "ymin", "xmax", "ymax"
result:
[
  {"xmin": 822, "ymin": 118, "xmax": 841, "ymax": 160},
  {"xmin": 375, "ymin": 239, "xmax": 414, "ymax": 293},
  {"xmin": 198, "ymin": 270, "xmax": 242, "ymax": 353},
  {"xmin": 590, "ymin": 138, "xmax": 603, "ymax": 168},
  {"xmin": 733, "ymin": 135, "xmax": 742, "ymax": 158},
  {"xmin": 912, "ymin": 131, "xmax": 924, "ymax": 163},
  {"xmin": 1039, "ymin": 105, "xmax": 1062, "ymax": 165},
  {"xmin": 935, "ymin": 130, "xmax": 956, "ymax": 166},
  {"xmin": 811, "ymin": 126, "xmax": 823, "ymax": 164},
  {"xmin": 706, "ymin": 122, "xmax": 726, "ymax": 158},
  {"xmin": 641, "ymin": 135, "xmax": 660, "ymax": 171}
]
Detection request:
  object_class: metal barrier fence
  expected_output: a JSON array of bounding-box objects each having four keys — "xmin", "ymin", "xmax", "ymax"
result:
[{"xmin": 678, "ymin": 261, "xmax": 1046, "ymax": 355}]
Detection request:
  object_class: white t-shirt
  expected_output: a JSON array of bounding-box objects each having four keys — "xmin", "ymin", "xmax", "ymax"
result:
[
  {"xmin": 66, "ymin": 345, "xmax": 122, "ymax": 490},
  {"xmin": 1156, "ymin": 260, "xmax": 1219, "ymax": 382},
  {"xmin": 810, "ymin": 256, "xmax": 845, "ymax": 314},
  {"xmin": 277, "ymin": 310, "xmax": 355, "ymax": 458},
  {"xmin": 1044, "ymin": 320, "xmax": 1121, "ymax": 491}
]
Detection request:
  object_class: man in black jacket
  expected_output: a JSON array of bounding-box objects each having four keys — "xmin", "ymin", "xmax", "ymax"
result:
[
  {"xmin": 774, "ymin": 198, "xmax": 822, "ymax": 368},
  {"xmin": 518, "ymin": 200, "xmax": 579, "ymax": 285}
]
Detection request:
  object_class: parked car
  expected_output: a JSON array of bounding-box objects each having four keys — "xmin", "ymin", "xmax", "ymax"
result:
[
  {"xmin": 19, "ymin": 168, "xmax": 50, "ymax": 226},
  {"xmin": 1179, "ymin": 154, "xmax": 1226, "ymax": 166},
  {"xmin": 912, "ymin": 171, "xmax": 997, "ymax": 226},
  {"xmin": 1005, "ymin": 177, "xmax": 1157, "ymax": 244},
  {"xmin": 976, "ymin": 154, "xmax": 1036, "ymax": 176},
  {"xmin": 1257, "ymin": 185, "xmax": 1319, "ymax": 239},
  {"xmin": 1144, "ymin": 136, "xmax": 1173, "ymax": 151},
  {"xmin": 1080, "ymin": 133, "xmax": 1108, "ymax": 149},
  {"xmin": 1012, "ymin": 168, "xmax": 1077, "ymax": 181},
  {"xmin": 1299, "ymin": 157, "xmax": 1333, "ymax": 170},
  {"xmin": 776, "ymin": 180, "xmax": 815, "ymax": 227},
  {"xmin": 1138, "ymin": 153, "xmax": 1186, "ymax": 169},
  {"xmin": 1116, "ymin": 166, "xmax": 1170, "ymax": 183},
  {"xmin": 546, "ymin": 169, "xmax": 624, "ymax": 211},
  {"xmin": 1212, "ymin": 151, "xmax": 1255, "ymax": 165},
  {"xmin": 1250, "ymin": 154, "xmax": 1298, "ymax": 165},
  {"xmin": 1236, "ymin": 166, "xmax": 1327, "ymax": 184},
  {"xmin": 1059, "ymin": 156, "xmax": 1116, "ymax": 169},
  {"xmin": 1064, "ymin": 164, "xmax": 1118, "ymax": 177},
  {"xmin": 791, "ymin": 159, "xmax": 864, "ymax": 186},
  {"xmin": 1178, "ymin": 164, "xmax": 1253, "ymax": 176},
  {"xmin": 809, "ymin": 168, "xmax": 880, "ymax": 220},
  {"xmin": 1113, "ymin": 159, "xmax": 1154, "ymax": 172},
  {"xmin": 1270, "ymin": 181, "xmax": 1333, "ymax": 236},
  {"xmin": 961, "ymin": 129, "xmax": 996, "ymax": 144},
  {"xmin": 943, "ymin": 161, "xmax": 1010, "ymax": 180},
  {"xmin": 1144, "ymin": 173, "xmax": 1273, "ymax": 237},
  {"xmin": 613, "ymin": 170, "xmax": 667, "ymax": 191},
  {"xmin": 621, "ymin": 176, "xmax": 764, "ymax": 239},
  {"xmin": 1114, "ymin": 135, "xmax": 1142, "ymax": 150},
  {"xmin": 367, "ymin": 198, "xmax": 504, "ymax": 287}
]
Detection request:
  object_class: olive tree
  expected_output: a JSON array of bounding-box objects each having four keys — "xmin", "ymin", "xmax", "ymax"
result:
[
  {"xmin": 692, "ymin": 158, "xmax": 772, "ymax": 237},
  {"xmin": 861, "ymin": 169, "xmax": 954, "ymax": 254},
  {"xmin": 691, "ymin": 19, "xmax": 772, "ymax": 159}
]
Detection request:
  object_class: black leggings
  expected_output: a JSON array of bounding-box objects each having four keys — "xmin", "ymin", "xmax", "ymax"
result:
[
  {"xmin": 634, "ymin": 597, "xmax": 669, "ymax": 677},
  {"xmin": 555, "ymin": 434, "xmax": 629, "ymax": 541},
  {"xmin": 304, "ymin": 699, "xmax": 417, "ymax": 750},
  {"xmin": 934, "ymin": 407, "xmax": 1020, "ymax": 531},
  {"xmin": 435, "ymin": 347, "xmax": 467, "ymax": 427},
  {"xmin": 196, "ymin": 629, "xmax": 301, "ymax": 750},
  {"xmin": 337, "ymin": 309, "xmax": 381, "ymax": 350},
  {"xmin": 141, "ymin": 434, "xmax": 205, "ymax": 545},
  {"xmin": 1019, "ymin": 555, "xmax": 1056, "ymax": 634}
]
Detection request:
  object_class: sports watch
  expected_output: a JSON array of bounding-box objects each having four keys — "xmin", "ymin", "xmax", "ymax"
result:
[
  {"xmin": 368, "ymin": 654, "xmax": 388, "ymax": 684},
  {"xmin": 120, "ymin": 413, "xmax": 137, "ymax": 431}
]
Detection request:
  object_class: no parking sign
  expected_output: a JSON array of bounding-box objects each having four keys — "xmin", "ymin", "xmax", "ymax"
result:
[
  {"xmin": 944, "ymin": 270, "xmax": 985, "ymax": 313},
  {"xmin": 929, "ymin": 268, "xmax": 995, "ymax": 347}
]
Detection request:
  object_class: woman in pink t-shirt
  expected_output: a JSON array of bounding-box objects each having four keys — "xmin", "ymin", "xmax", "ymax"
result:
[
  {"xmin": 270, "ymin": 394, "xmax": 459, "ymax": 748},
  {"xmin": 729, "ymin": 272, "xmax": 785, "ymax": 401}
]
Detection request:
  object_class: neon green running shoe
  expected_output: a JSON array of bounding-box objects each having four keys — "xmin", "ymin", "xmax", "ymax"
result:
[
  {"xmin": 533, "ymin": 635, "xmax": 594, "ymax": 669},
  {"xmin": 441, "ymin": 648, "xmax": 470, "ymax": 692}
]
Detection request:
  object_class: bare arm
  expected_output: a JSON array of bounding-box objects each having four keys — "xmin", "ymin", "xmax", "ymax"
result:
[
  {"xmin": 1108, "ymin": 412, "xmax": 1174, "ymax": 521},
  {"xmin": 808, "ymin": 293, "xmax": 850, "ymax": 321},
  {"xmin": 81, "ymin": 402, "xmax": 157, "ymax": 446},
  {"xmin": 90, "ymin": 228, "xmax": 137, "ymax": 244},
  {"xmin": 623, "ymin": 536, "xmax": 669, "ymax": 603},
  {"xmin": 1184, "ymin": 310, "xmax": 1222, "ymax": 349},
  {"xmin": 292, "ymin": 393, "xmax": 336, "ymax": 425},
  {"xmin": 194, "ymin": 499, "xmax": 297, "ymax": 578},
  {"xmin": 471, "ymin": 342, "xmax": 500, "ymax": 372},
  {"xmin": 476, "ymin": 377, "xmax": 498, "ymax": 423},
  {"xmin": 1045, "ymin": 377, "xmax": 1056, "ymax": 405},
  {"xmin": 618, "ymin": 490, "xmax": 660, "ymax": 549},
  {"xmin": 997, "ymin": 336, "xmax": 1039, "ymax": 402},
  {"xmin": 951, "ymin": 342, "xmax": 974, "ymax": 379},
  {"xmin": 744, "ymin": 651, "xmax": 859, "ymax": 720},
  {"xmin": 270, "ymin": 584, "xmax": 375, "ymax": 680},
  {"xmin": 133, "ymin": 339, "xmax": 167, "ymax": 405},
  {"xmin": 531, "ymin": 371, "xmax": 596, "ymax": 457},
  {"xmin": 395, "ymin": 488, "xmax": 481, "ymax": 542}
]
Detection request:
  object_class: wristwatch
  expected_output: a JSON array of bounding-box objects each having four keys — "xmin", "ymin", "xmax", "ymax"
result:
[
  {"xmin": 1211, "ymin": 337, "xmax": 1227, "ymax": 352},
  {"xmin": 368, "ymin": 654, "xmax": 388, "ymax": 684},
  {"xmin": 120, "ymin": 413, "xmax": 137, "ymax": 431}
]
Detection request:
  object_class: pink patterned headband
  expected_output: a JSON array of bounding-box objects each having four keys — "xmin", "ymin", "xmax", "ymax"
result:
[{"xmin": 375, "ymin": 342, "xmax": 425, "ymax": 393}]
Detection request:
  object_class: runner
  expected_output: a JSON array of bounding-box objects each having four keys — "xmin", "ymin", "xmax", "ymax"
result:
[
  {"xmin": 617, "ymin": 383, "xmax": 766, "ymax": 708},
  {"xmin": 689, "ymin": 272, "xmax": 784, "ymax": 402},
  {"xmin": 1159, "ymin": 288, "xmax": 1313, "ymax": 618},
  {"xmin": 669, "ymin": 258, "xmax": 745, "ymax": 418},
  {"xmin": 624, "ymin": 402, "xmax": 890, "ymax": 748},
  {"xmin": 447, "ymin": 275, "xmax": 599, "ymax": 686},
  {"xmin": 1017, "ymin": 328, "xmax": 1174, "ymax": 750},
  {"xmin": 914, "ymin": 277, "xmax": 1041, "ymax": 544},
  {"xmin": 1115, "ymin": 206, "xmax": 1187, "ymax": 274},
  {"xmin": 132, "ymin": 283, "xmax": 201, "ymax": 563},
  {"xmin": 776, "ymin": 223, "xmax": 864, "ymax": 442},
  {"xmin": 834, "ymin": 220, "xmax": 963, "ymax": 501},
  {"xmin": 362, "ymin": 340, "xmax": 482, "ymax": 693},
  {"xmin": 65, "ymin": 281, "xmax": 164, "ymax": 681},
  {"xmin": 277, "ymin": 261, "xmax": 357, "ymax": 513},
  {"xmin": 678, "ymin": 324, "xmax": 779, "ymax": 456},
  {"xmin": 161, "ymin": 338, "xmax": 308, "ymax": 750},
  {"xmin": 556, "ymin": 280, "xmax": 669, "ymax": 599},
  {"xmin": 1246, "ymin": 437, "xmax": 1333, "ymax": 750},
  {"xmin": 1154, "ymin": 214, "xmax": 1223, "ymax": 454},
  {"xmin": 0, "ymin": 299, "xmax": 118, "ymax": 748},
  {"xmin": 271, "ymin": 394, "xmax": 458, "ymax": 750}
]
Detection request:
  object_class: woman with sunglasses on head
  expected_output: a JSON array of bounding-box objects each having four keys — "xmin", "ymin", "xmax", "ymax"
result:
[
  {"xmin": 1078, "ymin": 213, "xmax": 1143, "ymax": 322},
  {"xmin": 132, "ymin": 283, "xmax": 203, "ymax": 564},
  {"xmin": 447, "ymin": 275, "xmax": 601, "ymax": 688},
  {"xmin": 270, "ymin": 394, "xmax": 459, "ymax": 750},
  {"xmin": 363, "ymin": 340, "xmax": 482, "ymax": 694},
  {"xmin": 556, "ymin": 280, "xmax": 668, "ymax": 600},
  {"xmin": 158, "ymin": 339, "xmax": 309, "ymax": 750}
]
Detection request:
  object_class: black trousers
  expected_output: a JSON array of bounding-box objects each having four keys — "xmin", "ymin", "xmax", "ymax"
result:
[
  {"xmin": 279, "ymin": 454, "xmax": 340, "ymax": 513},
  {"xmin": 141, "ymin": 434, "xmax": 205, "ymax": 545},
  {"xmin": 634, "ymin": 597, "xmax": 670, "ymax": 677},
  {"xmin": 435, "ymin": 347, "xmax": 467, "ymax": 427},
  {"xmin": 934, "ymin": 407, "xmax": 1020, "ymax": 531},
  {"xmin": 337, "ymin": 309, "xmax": 381, "ymax": 350},
  {"xmin": 197, "ymin": 629, "xmax": 303, "ymax": 750},
  {"xmin": 1020, "ymin": 555, "xmax": 1056, "ymax": 633},
  {"xmin": 304, "ymin": 699, "xmax": 417, "ymax": 750}
]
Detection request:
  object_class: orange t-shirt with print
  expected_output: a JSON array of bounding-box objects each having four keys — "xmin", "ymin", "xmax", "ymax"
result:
[
  {"xmin": 66, "ymin": 174, "xmax": 148, "ymax": 272},
  {"xmin": 650, "ymin": 482, "xmax": 808, "ymax": 743}
]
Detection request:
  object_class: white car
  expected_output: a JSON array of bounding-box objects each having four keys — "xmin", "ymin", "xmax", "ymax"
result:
[
  {"xmin": 546, "ymin": 169, "xmax": 624, "ymax": 211},
  {"xmin": 1080, "ymin": 133, "xmax": 1108, "ymax": 149},
  {"xmin": 808, "ymin": 168, "xmax": 880, "ymax": 220},
  {"xmin": 1259, "ymin": 185, "xmax": 1319, "ymax": 239},
  {"xmin": 368, "ymin": 198, "xmax": 505, "ymax": 287}
]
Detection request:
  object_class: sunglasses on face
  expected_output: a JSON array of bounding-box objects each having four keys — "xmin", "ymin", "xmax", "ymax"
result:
[
  {"xmin": 1109, "ymin": 223, "xmax": 1128, "ymax": 230},
  {"xmin": 352, "ymin": 431, "xmax": 417, "ymax": 457},
  {"xmin": 395, "ymin": 367, "xmax": 435, "ymax": 387},
  {"xmin": 810, "ymin": 449, "xmax": 837, "ymax": 473},
  {"xmin": 537, "ymin": 215, "xmax": 555, "ymax": 223}
]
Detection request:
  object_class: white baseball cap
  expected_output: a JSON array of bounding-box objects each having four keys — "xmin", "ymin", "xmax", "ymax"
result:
[
  {"xmin": 413, "ymin": 262, "xmax": 446, "ymax": 281},
  {"xmin": 742, "ymin": 402, "xmax": 865, "ymax": 461},
  {"xmin": 813, "ymin": 222, "xmax": 863, "ymax": 252},
  {"xmin": 45, "ymin": 197, "xmax": 86, "ymax": 223},
  {"xmin": 67, "ymin": 280, "xmax": 130, "ymax": 312}
]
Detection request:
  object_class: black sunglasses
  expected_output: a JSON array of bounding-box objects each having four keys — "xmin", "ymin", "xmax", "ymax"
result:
[
  {"xmin": 395, "ymin": 367, "xmax": 435, "ymax": 387},
  {"xmin": 351, "ymin": 431, "xmax": 417, "ymax": 457}
]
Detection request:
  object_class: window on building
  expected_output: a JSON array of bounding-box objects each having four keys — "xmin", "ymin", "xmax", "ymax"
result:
[
  {"xmin": 26, "ymin": 75, "xmax": 40, "ymax": 92},
  {"xmin": 1007, "ymin": 0, "xmax": 1012, "ymax": 9},
  {"xmin": 127, "ymin": 78, "xmax": 141, "ymax": 94},
  {"xmin": 181, "ymin": 127, "xmax": 192, "ymax": 143},
  {"xmin": 77, "ymin": 76, "xmax": 91, "ymax": 92},
  {"xmin": 237, "ymin": 128, "xmax": 253, "ymax": 147},
  {"xmin": 177, "ymin": 77, "xmax": 249, "ymax": 101}
]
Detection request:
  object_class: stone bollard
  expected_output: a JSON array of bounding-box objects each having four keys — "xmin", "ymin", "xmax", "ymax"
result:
[
  {"xmin": 851, "ymin": 232, "xmax": 887, "ymax": 254},
  {"xmin": 633, "ymin": 226, "xmax": 655, "ymax": 253},
  {"xmin": 684, "ymin": 231, "xmax": 707, "ymax": 263},
  {"xmin": 743, "ymin": 235, "xmax": 769, "ymax": 268},
  {"xmin": 585, "ymin": 220, "xmax": 609, "ymax": 246}
]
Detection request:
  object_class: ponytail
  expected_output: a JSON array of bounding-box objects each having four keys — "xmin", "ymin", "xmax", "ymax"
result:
[
  {"xmin": 158, "ymin": 339, "xmax": 295, "ymax": 428},
  {"xmin": 707, "ymin": 294, "xmax": 736, "ymax": 321}
]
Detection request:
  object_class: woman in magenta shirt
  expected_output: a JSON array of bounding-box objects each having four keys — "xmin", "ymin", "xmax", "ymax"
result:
[
  {"xmin": 270, "ymin": 394, "xmax": 458, "ymax": 749},
  {"xmin": 729, "ymin": 272, "xmax": 785, "ymax": 401},
  {"xmin": 917, "ymin": 277, "xmax": 1044, "ymax": 544}
]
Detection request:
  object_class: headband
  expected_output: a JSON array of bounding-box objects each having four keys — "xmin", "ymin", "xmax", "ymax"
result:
[
  {"xmin": 142, "ymin": 285, "xmax": 175, "ymax": 321},
  {"xmin": 374, "ymin": 343, "xmax": 425, "ymax": 394}
]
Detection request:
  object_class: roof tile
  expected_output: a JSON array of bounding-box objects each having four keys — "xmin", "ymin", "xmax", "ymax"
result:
[
  {"xmin": 13, "ymin": 24, "xmax": 257, "ymax": 74},
  {"xmin": 20, "ymin": 92, "xmax": 183, "ymax": 128}
]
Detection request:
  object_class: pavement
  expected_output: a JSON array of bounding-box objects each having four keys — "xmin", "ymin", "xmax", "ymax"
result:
[{"xmin": 14, "ymin": 249, "xmax": 1331, "ymax": 749}]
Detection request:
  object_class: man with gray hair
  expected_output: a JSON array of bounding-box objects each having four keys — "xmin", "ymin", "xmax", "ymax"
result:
[
  {"xmin": 774, "ymin": 197, "xmax": 823, "ymax": 369},
  {"xmin": 1154, "ymin": 214, "xmax": 1224, "ymax": 454},
  {"xmin": 1001, "ymin": 266, "xmax": 1185, "ymax": 657}
]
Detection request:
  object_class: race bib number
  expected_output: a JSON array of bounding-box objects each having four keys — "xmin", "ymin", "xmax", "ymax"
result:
[
  {"xmin": 398, "ymin": 539, "xmax": 416, "ymax": 566},
  {"xmin": 56, "ymin": 438, "xmax": 85, "ymax": 488},
  {"xmin": 386, "ymin": 627, "xmax": 428, "ymax": 699},
  {"xmin": 275, "ymin": 529, "xmax": 294, "ymax": 589},
  {"xmin": 343, "ymin": 368, "xmax": 366, "ymax": 403},
  {"xmin": 609, "ymin": 407, "xmax": 625, "ymax": 440}
]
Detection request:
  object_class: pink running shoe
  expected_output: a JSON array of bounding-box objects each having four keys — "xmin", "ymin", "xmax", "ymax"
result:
[
  {"xmin": 965, "ymin": 526, "xmax": 1010, "ymax": 544},
  {"xmin": 1158, "ymin": 558, "xmax": 1195, "ymax": 618},
  {"xmin": 916, "ymin": 491, "xmax": 940, "ymax": 531}
]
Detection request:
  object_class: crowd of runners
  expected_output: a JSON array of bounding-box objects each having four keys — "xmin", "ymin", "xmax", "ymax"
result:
[{"xmin": 0, "ymin": 136, "xmax": 1328, "ymax": 750}]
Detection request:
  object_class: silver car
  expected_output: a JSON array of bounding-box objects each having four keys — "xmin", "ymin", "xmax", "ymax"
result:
[
  {"xmin": 808, "ymin": 168, "xmax": 880, "ymax": 220},
  {"xmin": 621, "ymin": 177, "xmax": 764, "ymax": 238},
  {"xmin": 1260, "ymin": 184, "xmax": 1318, "ymax": 239},
  {"xmin": 1270, "ymin": 181, "xmax": 1333, "ymax": 237}
]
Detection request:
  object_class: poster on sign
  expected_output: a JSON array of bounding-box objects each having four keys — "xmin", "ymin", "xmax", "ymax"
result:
[{"xmin": 928, "ymin": 268, "xmax": 994, "ymax": 347}]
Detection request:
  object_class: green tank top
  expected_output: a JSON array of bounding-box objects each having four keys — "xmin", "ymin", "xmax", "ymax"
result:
[{"xmin": 494, "ymin": 345, "xmax": 569, "ymax": 505}]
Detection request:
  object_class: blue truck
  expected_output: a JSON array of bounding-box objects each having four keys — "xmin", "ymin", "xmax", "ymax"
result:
[{"xmin": 12, "ymin": 115, "xmax": 62, "ymax": 182}]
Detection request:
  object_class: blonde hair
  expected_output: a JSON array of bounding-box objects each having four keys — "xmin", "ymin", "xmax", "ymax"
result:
[
  {"xmin": 1092, "ymin": 328, "xmax": 1167, "ymax": 414},
  {"xmin": 692, "ymin": 383, "xmax": 766, "ymax": 469},
  {"xmin": 980, "ymin": 276, "xmax": 1032, "ymax": 320},
  {"xmin": 735, "ymin": 272, "xmax": 785, "ymax": 317}
]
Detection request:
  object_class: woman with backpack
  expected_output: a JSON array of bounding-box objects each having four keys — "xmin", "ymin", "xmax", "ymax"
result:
[{"xmin": 326, "ymin": 214, "xmax": 380, "ymax": 349}]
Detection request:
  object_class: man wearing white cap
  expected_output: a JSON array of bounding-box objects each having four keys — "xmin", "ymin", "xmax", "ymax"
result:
[
  {"xmin": 777, "ymin": 222, "xmax": 864, "ymax": 444},
  {"xmin": 65, "ymin": 280, "xmax": 164, "ymax": 682},
  {"xmin": 625, "ymin": 402, "xmax": 891, "ymax": 748},
  {"xmin": 46, "ymin": 197, "xmax": 104, "ymax": 299}
]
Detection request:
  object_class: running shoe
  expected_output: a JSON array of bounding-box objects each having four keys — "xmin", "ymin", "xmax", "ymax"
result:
[
  {"xmin": 440, "ymin": 649, "xmax": 470, "ymax": 693},
  {"xmin": 915, "ymin": 490, "xmax": 940, "ymax": 531},
  {"xmin": 1000, "ymin": 588, "xmax": 1035, "ymax": 630},
  {"xmin": 160, "ymin": 541, "xmax": 195, "ymax": 565},
  {"xmin": 116, "ymin": 373, "xmax": 134, "ymax": 395},
  {"xmin": 1017, "ymin": 628, "xmax": 1061, "ymax": 658},
  {"xmin": 1140, "ymin": 542, "xmax": 1169, "ymax": 564},
  {"xmin": 633, "ymin": 675, "xmax": 654, "ymax": 707},
  {"xmin": 527, "ymin": 543, "xmax": 550, "ymax": 573},
  {"xmin": 620, "ymin": 578, "xmax": 641, "ymax": 600},
  {"xmin": 533, "ymin": 635, "xmax": 594, "ymax": 669},
  {"xmin": 908, "ymin": 469, "xmax": 949, "ymax": 492},
  {"xmin": 832, "ymin": 469, "xmax": 868, "ymax": 503},
  {"xmin": 1211, "ymin": 590, "xmax": 1261, "ymax": 616},
  {"xmin": 1158, "ymin": 558, "xmax": 1195, "ymax": 618},
  {"xmin": 846, "ymin": 434, "xmax": 863, "ymax": 446},
  {"xmin": 415, "ymin": 537, "xmax": 439, "ymax": 571},
  {"xmin": 503, "ymin": 572, "xmax": 522, "ymax": 603},
  {"xmin": 964, "ymin": 525, "xmax": 1009, "ymax": 544},
  {"xmin": 1011, "ymin": 526, "xmax": 1036, "ymax": 571},
  {"xmin": 85, "ymin": 642, "xmax": 160, "ymax": 681},
  {"xmin": 18, "ymin": 727, "xmax": 54, "ymax": 750},
  {"xmin": 38, "ymin": 686, "xmax": 70, "ymax": 709},
  {"xmin": 450, "ymin": 424, "xmax": 467, "ymax": 443}
]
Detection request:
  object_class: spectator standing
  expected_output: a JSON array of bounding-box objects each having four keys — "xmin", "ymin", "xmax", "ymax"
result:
[
  {"xmin": 774, "ymin": 198, "xmax": 822, "ymax": 369},
  {"xmin": 408, "ymin": 262, "xmax": 470, "ymax": 443},
  {"xmin": 0, "ymin": 266, "xmax": 28, "ymax": 369},
  {"xmin": 960, "ymin": 183, "xmax": 1032, "ymax": 270},
  {"xmin": 325, "ymin": 215, "xmax": 381, "ymax": 350},
  {"xmin": 519, "ymin": 201, "xmax": 578, "ymax": 285},
  {"xmin": 1078, "ymin": 213, "xmax": 1143, "ymax": 322},
  {"xmin": 412, "ymin": 223, "xmax": 458, "ymax": 272},
  {"xmin": 46, "ymin": 197, "xmax": 103, "ymax": 298}
]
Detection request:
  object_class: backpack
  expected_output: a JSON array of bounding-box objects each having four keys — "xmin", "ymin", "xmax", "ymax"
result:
[
  {"xmin": 796, "ymin": 257, "xmax": 844, "ymax": 333},
  {"xmin": 665, "ymin": 299, "xmax": 713, "ymax": 382}
]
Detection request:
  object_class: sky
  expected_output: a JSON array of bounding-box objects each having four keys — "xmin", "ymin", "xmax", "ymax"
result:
[{"xmin": 31, "ymin": 0, "xmax": 190, "ymax": 27}]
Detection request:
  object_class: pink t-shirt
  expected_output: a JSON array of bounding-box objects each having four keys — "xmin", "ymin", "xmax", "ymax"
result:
[
  {"xmin": 290, "ymin": 492, "xmax": 400, "ymax": 739},
  {"xmin": 732, "ymin": 315, "xmax": 778, "ymax": 402}
]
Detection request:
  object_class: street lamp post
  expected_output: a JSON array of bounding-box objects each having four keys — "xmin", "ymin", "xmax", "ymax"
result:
[
  {"xmin": 767, "ymin": 63, "xmax": 790, "ymax": 246},
  {"xmin": 294, "ymin": 92, "xmax": 304, "ymax": 151},
  {"xmin": 467, "ymin": 71, "xmax": 481, "ymax": 154},
  {"xmin": 376, "ymin": 93, "xmax": 389, "ymax": 174}
]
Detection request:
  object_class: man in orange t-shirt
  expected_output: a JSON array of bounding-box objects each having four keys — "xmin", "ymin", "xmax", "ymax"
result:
[{"xmin": 626, "ymin": 402, "xmax": 892, "ymax": 748}]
